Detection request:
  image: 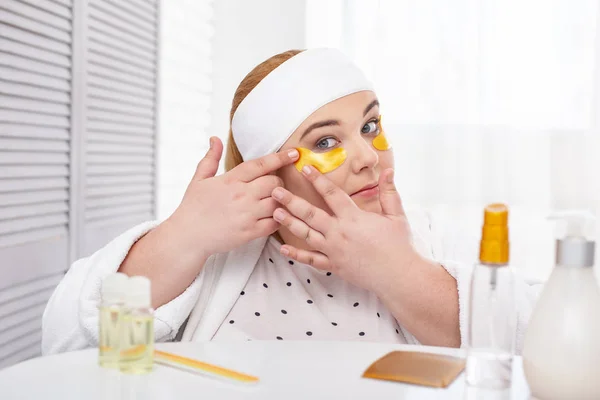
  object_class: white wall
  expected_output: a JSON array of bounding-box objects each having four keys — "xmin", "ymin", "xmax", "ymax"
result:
[{"xmin": 157, "ymin": 0, "xmax": 306, "ymax": 220}]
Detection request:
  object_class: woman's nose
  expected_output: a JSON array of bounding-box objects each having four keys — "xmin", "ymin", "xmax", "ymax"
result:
[{"xmin": 350, "ymin": 137, "xmax": 379, "ymax": 173}]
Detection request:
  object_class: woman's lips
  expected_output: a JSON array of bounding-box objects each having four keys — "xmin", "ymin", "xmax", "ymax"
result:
[{"xmin": 351, "ymin": 184, "xmax": 380, "ymax": 198}]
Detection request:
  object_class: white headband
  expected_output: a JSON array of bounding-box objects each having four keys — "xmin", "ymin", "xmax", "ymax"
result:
[{"xmin": 231, "ymin": 48, "xmax": 374, "ymax": 161}]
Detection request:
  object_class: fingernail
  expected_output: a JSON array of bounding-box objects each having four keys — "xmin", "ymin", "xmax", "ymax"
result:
[
  {"xmin": 273, "ymin": 209, "xmax": 285, "ymax": 222},
  {"xmin": 288, "ymin": 149, "xmax": 299, "ymax": 159},
  {"xmin": 280, "ymin": 247, "xmax": 290, "ymax": 256},
  {"xmin": 387, "ymin": 169, "xmax": 394, "ymax": 183},
  {"xmin": 209, "ymin": 137, "xmax": 214, "ymax": 149},
  {"xmin": 302, "ymin": 166, "xmax": 311, "ymax": 175},
  {"xmin": 272, "ymin": 188, "xmax": 284, "ymax": 201}
]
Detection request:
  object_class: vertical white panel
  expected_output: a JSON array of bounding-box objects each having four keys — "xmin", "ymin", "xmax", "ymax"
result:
[
  {"xmin": 0, "ymin": 0, "xmax": 73, "ymax": 367},
  {"xmin": 156, "ymin": 0, "xmax": 214, "ymax": 220},
  {"xmin": 80, "ymin": 0, "xmax": 160, "ymax": 256}
]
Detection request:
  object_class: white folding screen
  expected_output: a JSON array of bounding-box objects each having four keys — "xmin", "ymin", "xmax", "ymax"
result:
[
  {"xmin": 80, "ymin": 0, "xmax": 159, "ymax": 256},
  {"xmin": 0, "ymin": 0, "xmax": 160, "ymax": 369},
  {"xmin": 0, "ymin": 0, "xmax": 74, "ymax": 370}
]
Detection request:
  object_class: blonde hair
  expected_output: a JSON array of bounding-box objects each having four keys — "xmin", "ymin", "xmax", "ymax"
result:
[{"xmin": 224, "ymin": 49, "xmax": 304, "ymax": 171}]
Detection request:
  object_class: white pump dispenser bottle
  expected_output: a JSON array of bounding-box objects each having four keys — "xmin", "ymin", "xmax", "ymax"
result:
[{"xmin": 522, "ymin": 211, "xmax": 600, "ymax": 400}]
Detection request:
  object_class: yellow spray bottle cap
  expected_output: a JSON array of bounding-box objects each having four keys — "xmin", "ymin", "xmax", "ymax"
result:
[{"xmin": 479, "ymin": 203, "xmax": 510, "ymax": 264}]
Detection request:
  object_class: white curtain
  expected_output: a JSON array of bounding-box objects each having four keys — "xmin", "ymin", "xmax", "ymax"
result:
[{"xmin": 306, "ymin": 0, "xmax": 600, "ymax": 281}]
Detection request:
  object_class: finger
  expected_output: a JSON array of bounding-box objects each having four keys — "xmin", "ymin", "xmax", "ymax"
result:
[
  {"xmin": 193, "ymin": 137, "xmax": 223, "ymax": 180},
  {"xmin": 273, "ymin": 208, "xmax": 326, "ymax": 251},
  {"xmin": 253, "ymin": 217, "xmax": 279, "ymax": 237},
  {"xmin": 280, "ymin": 245, "xmax": 331, "ymax": 271},
  {"xmin": 378, "ymin": 168, "xmax": 406, "ymax": 217},
  {"xmin": 231, "ymin": 149, "xmax": 299, "ymax": 182},
  {"xmin": 249, "ymin": 175, "xmax": 284, "ymax": 199},
  {"xmin": 271, "ymin": 187, "xmax": 332, "ymax": 234},
  {"xmin": 256, "ymin": 197, "xmax": 278, "ymax": 219},
  {"xmin": 301, "ymin": 165, "xmax": 357, "ymax": 217}
]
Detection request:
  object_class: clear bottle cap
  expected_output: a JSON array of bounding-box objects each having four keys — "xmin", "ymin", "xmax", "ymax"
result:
[
  {"xmin": 101, "ymin": 272, "xmax": 128, "ymax": 303},
  {"xmin": 125, "ymin": 276, "xmax": 152, "ymax": 308}
]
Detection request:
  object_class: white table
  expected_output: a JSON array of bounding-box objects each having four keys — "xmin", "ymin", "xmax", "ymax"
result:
[{"xmin": 0, "ymin": 341, "xmax": 530, "ymax": 399}]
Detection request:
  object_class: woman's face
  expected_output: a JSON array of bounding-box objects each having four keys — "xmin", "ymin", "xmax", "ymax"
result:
[{"xmin": 278, "ymin": 91, "xmax": 393, "ymax": 215}]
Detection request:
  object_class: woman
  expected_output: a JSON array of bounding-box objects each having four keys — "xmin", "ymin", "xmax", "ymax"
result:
[{"xmin": 42, "ymin": 48, "xmax": 538, "ymax": 354}]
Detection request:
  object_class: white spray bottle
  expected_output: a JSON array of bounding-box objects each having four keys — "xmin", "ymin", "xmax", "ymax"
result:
[{"xmin": 522, "ymin": 211, "xmax": 600, "ymax": 400}]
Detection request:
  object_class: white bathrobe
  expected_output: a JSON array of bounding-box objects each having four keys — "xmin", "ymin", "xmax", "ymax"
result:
[{"xmin": 41, "ymin": 209, "xmax": 540, "ymax": 355}]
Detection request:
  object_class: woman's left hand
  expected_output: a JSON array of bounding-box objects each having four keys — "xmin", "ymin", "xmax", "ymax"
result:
[{"xmin": 271, "ymin": 166, "xmax": 423, "ymax": 296}]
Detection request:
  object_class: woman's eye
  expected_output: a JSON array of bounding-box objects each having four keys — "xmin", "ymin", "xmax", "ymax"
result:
[
  {"xmin": 361, "ymin": 120, "xmax": 380, "ymax": 135},
  {"xmin": 315, "ymin": 137, "xmax": 339, "ymax": 150}
]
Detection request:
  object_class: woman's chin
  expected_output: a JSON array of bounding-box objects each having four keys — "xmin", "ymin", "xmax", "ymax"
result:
[{"xmin": 354, "ymin": 198, "xmax": 383, "ymax": 214}]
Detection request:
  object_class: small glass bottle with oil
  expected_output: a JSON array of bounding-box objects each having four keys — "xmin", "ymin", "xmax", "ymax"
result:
[
  {"xmin": 119, "ymin": 276, "xmax": 154, "ymax": 374},
  {"xmin": 99, "ymin": 272, "xmax": 128, "ymax": 368}
]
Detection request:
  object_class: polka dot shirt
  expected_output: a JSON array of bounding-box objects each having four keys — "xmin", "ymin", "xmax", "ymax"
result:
[{"xmin": 213, "ymin": 237, "xmax": 406, "ymax": 342}]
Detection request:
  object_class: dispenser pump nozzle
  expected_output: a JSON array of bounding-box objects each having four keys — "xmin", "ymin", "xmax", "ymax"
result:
[
  {"xmin": 548, "ymin": 211, "xmax": 596, "ymax": 267},
  {"xmin": 479, "ymin": 203, "xmax": 510, "ymax": 265}
]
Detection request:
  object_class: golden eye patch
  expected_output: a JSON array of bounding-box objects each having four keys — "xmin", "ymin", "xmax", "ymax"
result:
[
  {"xmin": 294, "ymin": 147, "xmax": 347, "ymax": 174},
  {"xmin": 372, "ymin": 117, "xmax": 391, "ymax": 151}
]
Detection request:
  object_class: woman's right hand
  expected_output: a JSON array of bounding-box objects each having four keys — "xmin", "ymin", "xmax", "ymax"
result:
[
  {"xmin": 120, "ymin": 136, "xmax": 297, "ymax": 308},
  {"xmin": 168, "ymin": 136, "xmax": 299, "ymax": 261}
]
